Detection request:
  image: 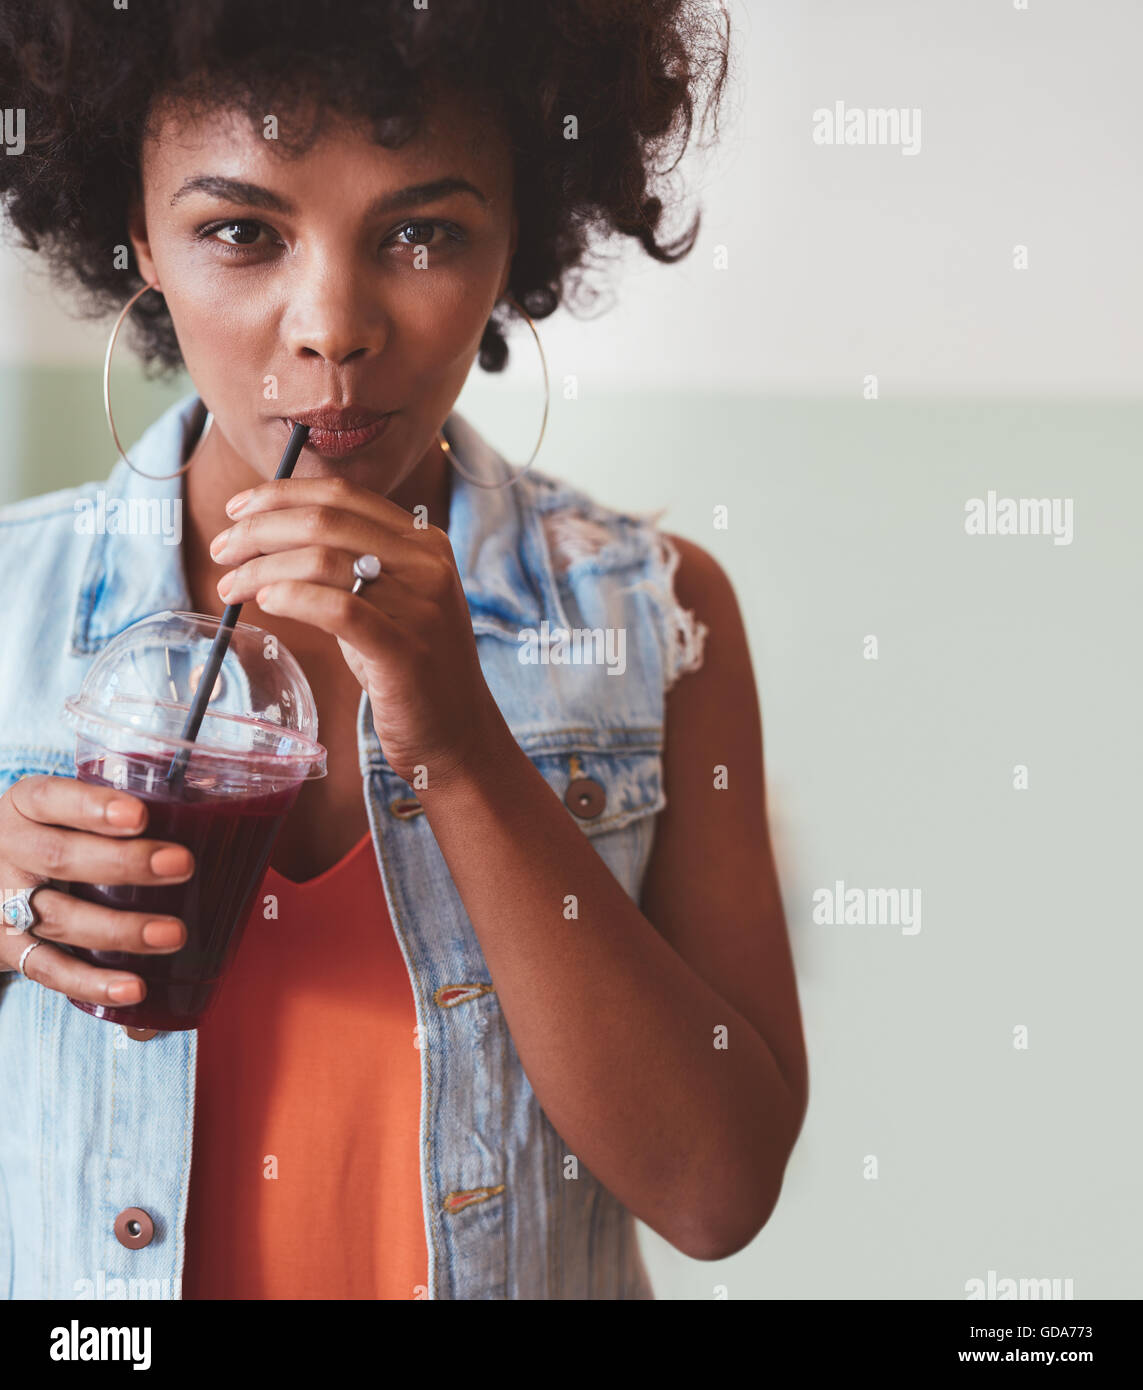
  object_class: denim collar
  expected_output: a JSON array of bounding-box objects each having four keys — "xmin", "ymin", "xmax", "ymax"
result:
[{"xmin": 69, "ymin": 392, "xmax": 564, "ymax": 657}]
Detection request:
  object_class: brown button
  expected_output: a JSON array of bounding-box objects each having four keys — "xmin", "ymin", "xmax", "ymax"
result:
[
  {"xmin": 565, "ymin": 777, "xmax": 606, "ymax": 819},
  {"xmin": 122, "ymin": 1026, "xmax": 159, "ymax": 1041},
  {"xmin": 114, "ymin": 1207, "xmax": 155, "ymax": 1249},
  {"xmin": 389, "ymin": 796, "xmax": 424, "ymax": 819}
]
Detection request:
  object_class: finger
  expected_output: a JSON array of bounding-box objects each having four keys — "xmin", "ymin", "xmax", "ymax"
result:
[
  {"xmin": 1, "ymin": 934, "xmax": 146, "ymax": 1007},
  {"xmin": 254, "ymin": 579, "xmax": 408, "ymax": 651},
  {"xmin": 8, "ymin": 818, "xmax": 195, "ymax": 887},
  {"xmin": 257, "ymin": 568, "xmax": 444, "ymax": 630},
  {"xmin": 218, "ymin": 544, "xmax": 374, "ymax": 606},
  {"xmin": 211, "ymin": 501, "xmax": 386, "ymax": 569},
  {"xmin": 225, "ymin": 473, "xmax": 413, "ymax": 531},
  {"xmin": 7, "ymin": 773, "xmax": 151, "ymax": 836},
  {"xmin": 21, "ymin": 887, "xmax": 186, "ymax": 954},
  {"xmin": 211, "ymin": 498, "xmax": 444, "ymax": 574},
  {"xmin": 218, "ymin": 544, "xmax": 440, "ymax": 612}
]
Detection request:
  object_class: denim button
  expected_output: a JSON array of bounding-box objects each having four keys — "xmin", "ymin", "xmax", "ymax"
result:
[
  {"xmin": 122, "ymin": 1026, "xmax": 159, "ymax": 1041},
  {"xmin": 114, "ymin": 1207, "xmax": 155, "ymax": 1249},
  {"xmin": 565, "ymin": 777, "xmax": 606, "ymax": 818}
]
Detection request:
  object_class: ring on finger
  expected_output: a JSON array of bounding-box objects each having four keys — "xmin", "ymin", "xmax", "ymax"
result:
[
  {"xmin": 2, "ymin": 880, "xmax": 52, "ymax": 935},
  {"xmin": 17, "ymin": 938, "xmax": 45, "ymax": 978},
  {"xmin": 350, "ymin": 554, "xmax": 382, "ymax": 596}
]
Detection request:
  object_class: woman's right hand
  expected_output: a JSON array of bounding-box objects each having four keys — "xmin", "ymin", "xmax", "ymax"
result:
[{"xmin": 0, "ymin": 774, "xmax": 195, "ymax": 1006}]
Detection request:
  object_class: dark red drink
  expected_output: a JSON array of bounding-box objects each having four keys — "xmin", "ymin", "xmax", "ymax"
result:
[{"xmin": 66, "ymin": 752, "xmax": 302, "ymax": 1031}]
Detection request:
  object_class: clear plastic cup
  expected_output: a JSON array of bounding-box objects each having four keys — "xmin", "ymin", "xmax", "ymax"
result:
[{"xmin": 59, "ymin": 610, "xmax": 327, "ymax": 1031}]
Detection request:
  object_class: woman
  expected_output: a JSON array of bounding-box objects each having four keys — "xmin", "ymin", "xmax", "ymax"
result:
[{"xmin": 0, "ymin": 1, "xmax": 807, "ymax": 1299}]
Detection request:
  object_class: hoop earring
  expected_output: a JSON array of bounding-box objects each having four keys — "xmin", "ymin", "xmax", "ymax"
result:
[
  {"xmin": 104, "ymin": 281, "xmax": 212, "ymax": 480},
  {"xmin": 438, "ymin": 294, "xmax": 549, "ymax": 490}
]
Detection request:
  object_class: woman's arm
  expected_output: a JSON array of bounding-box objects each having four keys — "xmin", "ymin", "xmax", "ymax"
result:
[{"xmin": 418, "ymin": 534, "xmax": 807, "ymax": 1261}]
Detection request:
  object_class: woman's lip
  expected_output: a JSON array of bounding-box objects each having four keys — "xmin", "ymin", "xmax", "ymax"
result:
[{"xmin": 281, "ymin": 413, "xmax": 393, "ymax": 459}]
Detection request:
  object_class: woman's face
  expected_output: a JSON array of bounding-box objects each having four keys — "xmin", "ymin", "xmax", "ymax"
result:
[{"xmin": 127, "ymin": 83, "xmax": 517, "ymax": 490}]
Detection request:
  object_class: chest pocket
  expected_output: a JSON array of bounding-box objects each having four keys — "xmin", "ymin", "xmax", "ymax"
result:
[
  {"xmin": 520, "ymin": 734, "xmax": 666, "ymax": 906},
  {"xmin": 385, "ymin": 733, "xmax": 666, "ymax": 903}
]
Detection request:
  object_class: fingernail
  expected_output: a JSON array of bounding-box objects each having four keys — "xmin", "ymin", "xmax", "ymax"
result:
[
  {"xmin": 226, "ymin": 490, "xmax": 252, "ymax": 518},
  {"xmin": 209, "ymin": 533, "xmax": 228, "ymax": 560},
  {"xmin": 151, "ymin": 848, "xmax": 193, "ymax": 878},
  {"xmin": 108, "ymin": 978, "xmax": 142, "ymax": 1003},
  {"xmin": 143, "ymin": 920, "xmax": 184, "ymax": 948},
  {"xmin": 217, "ymin": 572, "xmax": 233, "ymax": 599},
  {"xmin": 106, "ymin": 798, "xmax": 142, "ymax": 828}
]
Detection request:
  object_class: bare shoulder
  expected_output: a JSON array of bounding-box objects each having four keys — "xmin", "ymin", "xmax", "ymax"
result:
[
  {"xmin": 652, "ymin": 530, "xmax": 758, "ymax": 801},
  {"xmin": 663, "ymin": 532, "xmax": 740, "ymax": 621},
  {"xmin": 659, "ymin": 531, "xmax": 754, "ymax": 693}
]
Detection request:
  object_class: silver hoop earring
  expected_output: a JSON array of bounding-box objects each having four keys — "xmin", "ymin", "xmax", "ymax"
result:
[
  {"xmin": 104, "ymin": 282, "xmax": 212, "ymax": 480},
  {"xmin": 438, "ymin": 295, "xmax": 549, "ymax": 490}
]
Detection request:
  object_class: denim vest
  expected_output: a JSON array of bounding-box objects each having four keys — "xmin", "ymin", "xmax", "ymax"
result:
[{"xmin": 0, "ymin": 392, "xmax": 703, "ymax": 1300}]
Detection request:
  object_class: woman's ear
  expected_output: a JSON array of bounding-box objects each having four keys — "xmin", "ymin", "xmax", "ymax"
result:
[{"xmin": 126, "ymin": 194, "xmax": 160, "ymax": 289}]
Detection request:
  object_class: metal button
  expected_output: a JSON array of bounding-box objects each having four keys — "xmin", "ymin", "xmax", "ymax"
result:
[
  {"xmin": 389, "ymin": 796, "xmax": 424, "ymax": 819},
  {"xmin": 114, "ymin": 1207, "xmax": 155, "ymax": 1249},
  {"xmin": 565, "ymin": 777, "xmax": 606, "ymax": 819},
  {"xmin": 122, "ymin": 1026, "xmax": 159, "ymax": 1041}
]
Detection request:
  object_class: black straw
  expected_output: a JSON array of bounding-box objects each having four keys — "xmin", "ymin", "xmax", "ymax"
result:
[{"xmin": 164, "ymin": 423, "xmax": 311, "ymax": 792}]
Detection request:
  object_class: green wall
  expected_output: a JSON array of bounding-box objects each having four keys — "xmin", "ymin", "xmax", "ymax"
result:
[{"xmin": 0, "ymin": 366, "xmax": 193, "ymax": 503}]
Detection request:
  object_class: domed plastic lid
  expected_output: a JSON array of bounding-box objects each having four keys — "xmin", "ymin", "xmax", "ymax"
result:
[{"xmin": 63, "ymin": 610, "xmax": 327, "ymax": 785}]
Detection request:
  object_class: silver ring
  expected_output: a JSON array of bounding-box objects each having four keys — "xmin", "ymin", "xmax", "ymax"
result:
[
  {"xmin": 350, "ymin": 553, "xmax": 382, "ymax": 596},
  {"xmin": 17, "ymin": 939, "xmax": 45, "ymax": 978},
  {"xmin": 2, "ymin": 883, "xmax": 49, "ymax": 935}
]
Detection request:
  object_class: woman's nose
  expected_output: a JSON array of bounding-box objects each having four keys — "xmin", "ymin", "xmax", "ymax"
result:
[{"xmin": 282, "ymin": 274, "xmax": 388, "ymax": 365}]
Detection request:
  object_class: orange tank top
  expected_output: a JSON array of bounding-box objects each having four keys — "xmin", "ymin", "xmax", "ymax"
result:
[{"xmin": 181, "ymin": 830, "xmax": 429, "ymax": 1300}]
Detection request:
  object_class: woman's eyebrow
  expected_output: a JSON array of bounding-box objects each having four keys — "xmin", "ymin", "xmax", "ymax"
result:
[{"xmin": 169, "ymin": 173, "xmax": 489, "ymax": 215}]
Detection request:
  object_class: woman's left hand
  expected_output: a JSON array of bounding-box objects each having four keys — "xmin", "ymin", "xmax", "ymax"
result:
[{"xmin": 210, "ymin": 475, "xmax": 501, "ymax": 788}]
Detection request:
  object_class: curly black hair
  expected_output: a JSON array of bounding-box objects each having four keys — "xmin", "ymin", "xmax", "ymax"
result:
[{"xmin": 0, "ymin": 0, "xmax": 731, "ymax": 379}]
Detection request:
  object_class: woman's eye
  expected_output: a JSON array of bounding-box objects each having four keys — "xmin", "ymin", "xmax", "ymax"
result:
[
  {"xmin": 391, "ymin": 220, "xmax": 454, "ymax": 249},
  {"xmin": 201, "ymin": 220, "xmax": 267, "ymax": 250}
]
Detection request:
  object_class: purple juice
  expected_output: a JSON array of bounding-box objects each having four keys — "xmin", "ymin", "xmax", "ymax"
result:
[{"xmin": 66, "ymin": 752, "xmax": 302, "ymax": 1031}]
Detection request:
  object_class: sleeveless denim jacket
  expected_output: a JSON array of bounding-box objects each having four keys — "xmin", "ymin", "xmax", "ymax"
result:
[{"xmin": 0, "ymin": 392, "xmax": 706, "ymax": 1300}]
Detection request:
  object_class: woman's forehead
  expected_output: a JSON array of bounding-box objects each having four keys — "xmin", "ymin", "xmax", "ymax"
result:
[{"xmin": 141, "ymin": 84, "xmax": 509, "ymax": 185}]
